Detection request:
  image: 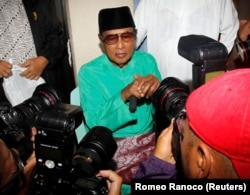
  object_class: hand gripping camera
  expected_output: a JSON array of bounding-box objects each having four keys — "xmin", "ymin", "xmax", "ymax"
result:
[
  {"xmin": 33, "ymin": 124, "xmax": 117, "ymax": 195},
  {"xmin": 0, "ymin": 83, "xmax": 118, "ymax": 195},
  {"xmin": 152, "ymin": 77, "xmax": 190, "ymax": 178}
]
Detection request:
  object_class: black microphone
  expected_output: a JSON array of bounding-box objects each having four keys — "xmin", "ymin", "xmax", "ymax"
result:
[{"xmin": 129, "ymin": 95, "xmax": 137, "ymax": 113}]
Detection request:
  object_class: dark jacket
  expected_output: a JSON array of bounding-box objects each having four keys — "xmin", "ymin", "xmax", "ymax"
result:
[{"xmin": 0, "ymin": 0, "xmax": 75, "ymax": 103}]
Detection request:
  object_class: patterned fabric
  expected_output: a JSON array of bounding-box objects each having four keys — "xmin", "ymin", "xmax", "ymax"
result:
[
  {"xmin": 0, "ymin": 0, "xmax": 45, "ymax": 106},
  {"xmin": 0, "ymin": 0, "xmax": 37, "ymax": 65},
  {"xmin": 113, "ymin": 130, "xmax": 155, "ymax": 184}
]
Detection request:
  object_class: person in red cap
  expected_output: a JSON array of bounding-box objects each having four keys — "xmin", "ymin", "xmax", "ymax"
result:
[{"xmin": 135, "ymin": 68, "xmax": 250, "ymax": 179}]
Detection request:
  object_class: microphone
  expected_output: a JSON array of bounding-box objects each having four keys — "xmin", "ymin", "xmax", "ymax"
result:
[{"xmin": 129, "ymin": 95, "xmax": 137, "ymax": 113}]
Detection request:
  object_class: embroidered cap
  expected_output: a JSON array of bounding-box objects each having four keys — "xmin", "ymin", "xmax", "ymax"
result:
[
  {"xmin": 98, "ymin": 6, "xmax": 135, "ymax": 34},
  {"xmin": 186, "ymin": 68, "xmax": 250, "ymax": 178}
]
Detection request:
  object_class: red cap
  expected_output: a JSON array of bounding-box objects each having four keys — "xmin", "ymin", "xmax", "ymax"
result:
[{"xmin": 186, "ymin": 68, "xmax": 250, "ymax": 178}]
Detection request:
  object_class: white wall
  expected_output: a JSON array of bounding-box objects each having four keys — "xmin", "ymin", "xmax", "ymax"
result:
[{"xmin": 66, "ymin": 0, "xmax": 134, "ymax": 85}]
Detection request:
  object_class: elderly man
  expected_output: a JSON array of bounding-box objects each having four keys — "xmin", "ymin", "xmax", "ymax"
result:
[{"xmin": 78, "ymin": 6, "xmax": 161, "ymax": 195}]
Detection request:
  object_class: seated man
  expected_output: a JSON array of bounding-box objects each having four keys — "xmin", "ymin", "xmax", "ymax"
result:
[
  {"xmin": 135, "ymin": 68, "xmax": 250, "ymax": 179},
  {"xmin": 78, "ymin": 6, "xmax": 161, "ymax": 195}
]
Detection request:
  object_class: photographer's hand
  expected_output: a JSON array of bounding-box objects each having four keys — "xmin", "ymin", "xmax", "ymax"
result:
[
  {"xmin": 17, "ymin": 150, "xmax": 36, "ymax": 195},
  {"xmin": 154, "ymin": 119, "xmax": 176, "ymax": 164},
  {"xmin": 97, "ymin": 170, "xmax": 122, "ymax": 195}
]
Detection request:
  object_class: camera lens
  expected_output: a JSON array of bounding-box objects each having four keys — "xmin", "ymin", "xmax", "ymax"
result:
[
  {"xmin": 72, "ymin": 126, "xmax": 117, "ymax": 177},
  {"xmin": 14, "ymin": 83, "xmax": 62, "ymax": 126},
  {"xmin": 152, "ymin": 77, "xmax": 190, "ymax": 120},
  {"xmin": 0, "ymin": 83, "xmax": 62, "ymax": 163},
  {"xmin": 152, "ymin": 77, "xmax": 189, "ymax": 178}
]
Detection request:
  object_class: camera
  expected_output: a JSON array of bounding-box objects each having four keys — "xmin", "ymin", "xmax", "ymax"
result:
[
  {"xmin": 152, "ymin": 77, "xmax": 190, "ymax": 178},
  {"xmin": 236, "ymin": 39, "xmax": 250, "ymax": 62},
  {"xmin": 152, "ymin": 77, "xmax": 190, "ymax": 135},
  {"xmin": 0, "ymin": 83, "xmax": 61, "ymax": 162},
  {"xmin": 0, "ymin": 83, "xmax": 118, "ymax": 194},
  {"xmin": 178, "ymin": 34, "xmax": 228, "ymax": 65},
  {"xmin": 178, "ymin": 34, "xmax": 228, "ymax": 89},
  {"xmin": 33, "ymin": 121, "xmax": 117, "ymax": 195}
]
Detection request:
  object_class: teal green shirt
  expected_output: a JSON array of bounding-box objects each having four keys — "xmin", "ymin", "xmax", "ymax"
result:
[{"xmin": 78, "ymin": 51, "xmax": 162, "ymax": 138}]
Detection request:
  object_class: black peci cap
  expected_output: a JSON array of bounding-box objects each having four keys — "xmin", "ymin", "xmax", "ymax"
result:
[{"xmin": 98, "ymin": 6, "xmax": 135, "ymax": 34}]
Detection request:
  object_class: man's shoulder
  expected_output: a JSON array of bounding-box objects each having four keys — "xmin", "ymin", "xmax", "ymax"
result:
[
  {"xmin": 78, "ymin": 54, "xmax": 107, "ymax": 76},
  {"xmin": 85, "ymin": 55, "xmax": 105, "ymax": 65},
  {"xmin": 80, "ymin": 55, "xmax": 105, "ymax": 69}
]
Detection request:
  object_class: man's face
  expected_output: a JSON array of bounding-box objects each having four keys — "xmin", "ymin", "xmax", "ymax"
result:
[{"xmin": 99, "ymin": 27, "xmax": 136, "ymax": 67}]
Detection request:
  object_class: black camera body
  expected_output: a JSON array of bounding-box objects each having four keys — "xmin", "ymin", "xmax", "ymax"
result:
[
  {"xmin": 152, "ymin": 77, "xmax": 190, "ymax": 178},
  {"xmin": 32, "ymin": 103, "xmax": 81, "ymax": 194},
  {"xmin": 35, "ymin": 103, "xmax": 82, "ymax": 170},
  {"xmin": 0, "ymin": 84, "xmax": 118, "ymax": 195},
  {"xmin": 32, "ymin": 104, "xmax": 118, "ymax": 195},
  {"xmin": 178, "ymin": 34, "xmax": 228, "ymax": 65},
  {"xmin": 33, "ymin": 123, "xmax": 117, "ymax": 195},
  {"xmin": 0, "ymin": 83, "xmax": 61, "ymax": 162},
  {"xmin": 0, "ymin": 104, "xmax": 32, "ymax": 161}
]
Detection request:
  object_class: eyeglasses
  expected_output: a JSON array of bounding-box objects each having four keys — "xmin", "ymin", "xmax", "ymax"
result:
[{"xmin": 100, "ymin": 32, "xmax": 136, "ymax": 45}]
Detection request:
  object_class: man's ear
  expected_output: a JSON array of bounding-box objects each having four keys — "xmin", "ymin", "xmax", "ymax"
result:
[
  {"xmin": 98, "ymin": 34, "xmax": 105, "ymax": 53},
  {"xmin": 98, "ymin": 34, "xmax": 103, "ymax": 41},
  {"xmin": 196, "ymin": 142, "xmax": 212, "ymax": 179}
]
